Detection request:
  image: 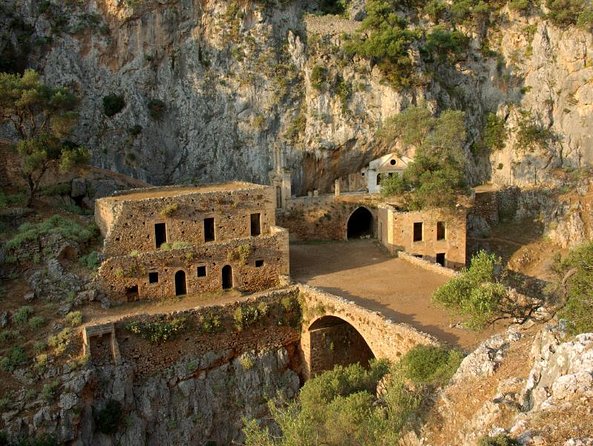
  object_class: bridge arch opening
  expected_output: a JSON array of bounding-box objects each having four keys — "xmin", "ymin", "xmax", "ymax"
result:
[
  {"xmin": 347, "ymin": 207, "xmax": 374, "ymax": 240},
  {"xmin": 307, "ymin": 315, "xmax": 375, "ymax": 377}
]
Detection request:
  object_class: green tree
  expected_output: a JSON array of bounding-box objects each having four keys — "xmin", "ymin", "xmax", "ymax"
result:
[
  {"xmin": 0, "ymin": 69, "xmax": 88, "ymax": 205},
  {"xmin": 344, "ymin": 0, "xmax": 420, "ymax": 88},
  {"xmin": 380, "ymin": 107, "xmax": 469, "ymax": 209},
  {"xmin": 433, "ymin": 250, "xmax": 509, "ymax": 329},
  {"xmin": 555, "ymin": 242, "xmax": 593, "ymax": 334}
]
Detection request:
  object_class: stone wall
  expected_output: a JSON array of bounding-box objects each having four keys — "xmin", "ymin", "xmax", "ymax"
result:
[
  {"xmin": 397, "ymin": 251, "xmax": 460, "ymax": 278},
  {"xmin": 97, "ymin": 226, "xmax": 289, "ymax": 301},
  {"xmin": 379, "ymin": 204, "xmax": 467, "ymax": 269},
  {"xmin": 96, "ymin": 182, "xmax": 276, "ymax": 256},
  {"xmin": 276, "ymin": 194, "xmax": 379, "ymax": 241}
]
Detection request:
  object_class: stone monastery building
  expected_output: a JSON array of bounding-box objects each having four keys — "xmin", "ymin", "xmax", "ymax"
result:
[{"xmin": 95, "ymin": 182, "xmax": 289, "ymax": 302}]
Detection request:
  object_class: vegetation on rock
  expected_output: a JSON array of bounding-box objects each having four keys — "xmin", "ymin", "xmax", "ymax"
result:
[
  {"xmin": 0, "ymin": 69, "xmax": 89, "ymax": 205},
  {"xmin": 433, "ymin": 250, "xmax": 509, "ymax": 329},
  {"xmin": 554, "ymin": 241, "xmax": 593, "ymax": 335},
  {"xmin": 380, "ymin": 106, "xmax": 469, "ymax": 209},
  {"xmin": 244, "ymin": 345, "xmax": 462, "ymax": 445}
]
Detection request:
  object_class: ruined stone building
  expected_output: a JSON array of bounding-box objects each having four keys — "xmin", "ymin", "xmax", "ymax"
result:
[
  {"xmin": 378, "ymin": 204, "xmax": 466, "ymax": 268},
  {"xmin": 95, "ymin": 182, "xmax": 289, "ymax": 302},
  {"xmin": 365, "ymin": 153, "xmax": 412, "ymax": 194}
]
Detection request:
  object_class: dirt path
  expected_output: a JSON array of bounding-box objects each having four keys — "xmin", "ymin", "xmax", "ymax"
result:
[{"xmin": 291, "ymin": 240, "xmax": 501, "ymax": 350}]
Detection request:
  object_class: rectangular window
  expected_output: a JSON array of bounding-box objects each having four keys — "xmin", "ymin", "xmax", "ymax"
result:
[
  {"xmin": 204, "ymin": 218, "xmax": 215, "ymax": 242},
  {"xmin": 413, "ymin": 222, "xmax": 423, "ymax": 242},
  {"xmin": 155, "ymin": 223, "xmax": 167, "ymax": 249},
  {"xmin": 436, "ymin": 253, "xmax": 446, "ymax": 267},
  {"xmin": 197, "ymin": 266, "xmax": 207, "ymax": 277},
  {"xmin": 437, "ymin": 221, "xmax": 446, "ymax": 241},
  {"xmin": 255, "ymin": 259, "xmax": 264, "ymax": 267},
  {"xmin": 148, "ymin": 272, "xmax": 159, "ymax": 284},
  {"xmin": 250, "ymin": 213, "xmax": 261, "ymax": 236}
]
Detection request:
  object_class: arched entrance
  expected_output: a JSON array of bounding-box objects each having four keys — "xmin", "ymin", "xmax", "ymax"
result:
[
  {"xmin": 347, "ymin": 207, "xmax": 374, "ymax": 240},
  {"xmin": 222, "ymin": 265, "xmax": 233, "ymax": 290},
  {"xmin": 306, "ymin": 315, "xmax": 375, "ymax": 377},
  {"xmin": 174, "ymin": 270, "xmax": 186, "ymax": 296}
]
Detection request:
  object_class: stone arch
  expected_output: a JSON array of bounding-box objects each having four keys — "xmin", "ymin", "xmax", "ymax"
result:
[
  {"xmin": 305, "ymin": 315, "xmax": 375, "ymax": 377},
  {"xmin": 174, "ymin": 270, "xmax": 187, "ymax": 296},
  {"xmin": 347, "ymin": 206, "xmax": 374, "ymax": 240}
]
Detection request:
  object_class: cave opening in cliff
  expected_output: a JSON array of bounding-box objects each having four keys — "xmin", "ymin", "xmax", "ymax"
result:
[{"xmin": 347, "ymin": 207, "xmax": 374, "ymax": 240}]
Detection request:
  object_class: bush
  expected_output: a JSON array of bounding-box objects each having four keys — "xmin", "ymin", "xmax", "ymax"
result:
[
  {"xmin": 95, "ymin": 399, "xmax": 123, "ymax": 434},
  {"xmin": 65, "ymin": 311, "xmax": 82, "ymax": 327},
  {"xmin": 41, "ymin": 380, "xmax": 60, "ymax": 402},
  {"xmin": 396, "ymin": 345, "xmax": 463, "ymax": 386},
  {"xmin": 233, "ymin": 305, "xmax": 261, "ymax": 331},
  {"xmin": 48, "ymin": 328, "xmax": 72, "ymax": 355},
  {"xmin": 344, "ymin": 1, "xmax": 420, "ymax": 88},
  {"xmin": 545, "ymin": 0, "xmax": 588, "ymax": 26},
  {"xmin": 0, "ymin": 346, "xmax": 28, "ymax": 371},
  {"xmin": 478, "ymin": 434, "xmax": 520, "ymax": 446},
  {"xmin": 6, "ymin": 215, "xmax": 96, "ymax": 261},
  {"xmin": 12, "ymin": 306, "xmax": 33, "ymax": 325},
  {"xmin": 515, "ymin": 110, "xmax": 560, "ymax": 154},
  {"xmin": 483, "ymin": 113, "xmax": 507, "ymax": 151},
  {"xmin": 508, "ymin": 0, "xmax": 531, "ymax": 13},
  {"xmin": 310, "ymin": 65, "xmax": 328, "ymax": 91},
  {"xmin": 199, "ymin": 313, "xmax": 223, "ymax": 334},
  {"xmin": 556, "ymin": 241, "xmax": 593, "ymax": 334},
  {"xmin": 422, "ymin": 26, "xmax": 469, "ymax": 64},
  {"xmin": 28, "ymin": 316, "xmax": 45, "ymax": 330},
  {"xmin": 433, "ymin": 251, "xmax": 508, "ymax": 329},
  {"xmin": 125, "ymin": 317, "xmax": 186, "ymax": 343},
  {"xmin": 159, "ymin": 203, "xmax": 178, "ymax": 218},
  {"xmin": 80, "ymin": 251, "xmax": 101, "ymax": 270},
  {"xmin": 102, "ymin": 94, "xmax": 126, "ymax": 117}
]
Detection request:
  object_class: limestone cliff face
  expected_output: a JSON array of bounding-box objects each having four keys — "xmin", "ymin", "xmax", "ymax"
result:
[
  {"xmin": 5, "ymin": 0, "xmax": 593, "ymax": 192},
  {"xmin": 2, "ymin": 347, "xmax": 299, "ymax": 445}
]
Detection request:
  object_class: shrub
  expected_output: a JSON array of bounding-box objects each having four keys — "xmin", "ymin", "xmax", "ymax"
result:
[
  {"xmin": 48, "ymin": 328, "xmax": 72, "ymax": 355},
  {"xmin": 310, "ymin": 65, "xmax": 328, "ymax": 91},
  {"xmin": 483, "ymin": 113, "xmax": 507, "ymax": 151},
  {"xmin": 233, "ymin": 305, "xmax": 260, "ymax": 331},
  {"xmin": 147, "ymin": 99, "xmax": 166, "ymax": 120},
  {"xmin": 227, "ymin": 244, "xmax": 251, "ymax": 265},
  {"xmin": 102, "ymin": 94, "xmax": 125, "ymax": 117},
  {"xmin": 433, "ymin": 250, "xmax": 509, "ymax": 329},
  {"xmin": 125, "ymin": 317, "xmax": 186, "ymax": 343},
  {"xmin": 65, "ymin": 311, "xmax": 83, "ymax": 327},
  {"xmin": 159, "ymin": 203, "xmax": 178, "ymax": 218},
  {"xmin": 160, "ymin": 241, "xmax": 192, "ymax": 251},
  {"xmin": 344, "ymin": 5, "xmax": 419, "ymax": 88},
  {"xmin": 396, "ymin": 345, "xmax": 463, "ymax": 386},
  {"xmin": 515, "ymin": 110, "xmax": 560, "ymax": 154},
  {"xmin": 422, "ymin": 26, "xmax": 469, "ymax": 64},
  {"xmin": 545, "ymin": 0, "xmax": 588, "ymax": 26},
  {"xmin": 478, "ymin": 434, "xmax": 520, "ymax": 446},
  {"xmin": 12, "ymin": 306, "xmax": 33, "ymax": 325},
  {"xmin": 41, "ymin": 380, "xmax": 60, "ymax": 402},
  {"xmin": 95, "ymin": 399, "xmax": 123, "ymax": 434},
  {"xmin": 80, "ymin": 251, "xmax": 101, "ymax": 270},
  {"xmin": 6, "ymin": 215, "xmax": 96, "ymax": 261},
  {"xmin": 0, "ymin": 346, "xmax": 28, "ymax": 371},
  {"xmin": 199, "ymin": 313, "xmax": 223, "ymax": 334},
  {"xmin": 556, "ymin": 241, "xmax": 593, "ymax": 334},
  {"xmin": 28, "ymin": 316, "xmax": 45, "ymax": 330},
  {"xmin": 508, "ymin": 0, "xmax": 531, "ymax": 13},
  {"xmin": 0, "ymin": 330, "xmax": 18, "ymax": 343}
]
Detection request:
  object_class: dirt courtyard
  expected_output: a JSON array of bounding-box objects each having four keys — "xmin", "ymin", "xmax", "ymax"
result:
[{"xmin": 291, "ymin": 240, "xmax": 499, "ymax": 350}]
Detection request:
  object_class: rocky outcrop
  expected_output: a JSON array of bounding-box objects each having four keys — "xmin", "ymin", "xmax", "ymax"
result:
[
  {"xmin": 2, "ymin": 346, "xmax": 300, "ymax": 445},
  {"xmin": 419, "ymin": 324, "xmax": 593, "ymax": 445},
  {"xmin": 5, "ymin": 0, "xmax": 593, "ymax": 194}
]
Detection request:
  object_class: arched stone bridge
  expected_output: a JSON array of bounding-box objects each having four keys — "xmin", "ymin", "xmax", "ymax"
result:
[
  {"xmin": 298, "ymin": 284, "xmax": 439, "ymax": 378},
  {"xmin": 81, "ymin": 285, "xmax": 439, "ymax": 380}
]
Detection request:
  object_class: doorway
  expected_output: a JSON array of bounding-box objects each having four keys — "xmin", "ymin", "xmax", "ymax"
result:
[
  {"xmin": 175, "ymin": 270, "xmax": 187, "ymax": 296},
  {"xmin": 222, "ymin": 265, "xmax": 233, "ymax": 290}
]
